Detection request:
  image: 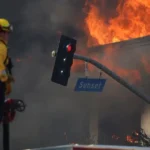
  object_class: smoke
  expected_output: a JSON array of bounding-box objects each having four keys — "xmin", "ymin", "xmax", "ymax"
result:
[
  {"xmin": 0, "ymin": 0, "xmax": 147, "ymax": 150},
  {"xmin": 21, "ymin": 0, "xmax": 85, "ymax": 39},
  {"xmin": 141, "ymin": 105, "xmax": 150, "ymax": 137}
]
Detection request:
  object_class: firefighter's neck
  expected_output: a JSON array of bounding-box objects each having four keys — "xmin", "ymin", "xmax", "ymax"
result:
[
  {"xmin": 0, "ymin": 32, "xmax": 9, "ymax": 45},
  {"xmin": 0, "ymin": 38, "xmax": 8, "ymax": 45}
]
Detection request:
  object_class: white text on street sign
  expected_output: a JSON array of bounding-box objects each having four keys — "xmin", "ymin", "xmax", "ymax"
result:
[{"xmin": 74, "ymin": 78, "xmax": 106, "ymax": 92}]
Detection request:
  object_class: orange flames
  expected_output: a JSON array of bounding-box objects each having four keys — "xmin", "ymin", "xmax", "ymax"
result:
[
  {"xmin": 126, "ymin": 135, "xmax": 139, "ymax": 144},
  {"xmin": 85, "ymin": 0, "xmax": 150, "ymax": 45},
  {"xmin": 75, "ymin": 0, "xmax": 150, "ymax": 83},
  {"xmin": 112, "ymin": 133, "xmax": 139, "ymax": 144}
]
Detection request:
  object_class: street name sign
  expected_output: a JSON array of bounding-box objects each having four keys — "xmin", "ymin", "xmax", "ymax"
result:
[{"xmin": 74, "ymin": 78, "xmax": 106, "ymax": 92}]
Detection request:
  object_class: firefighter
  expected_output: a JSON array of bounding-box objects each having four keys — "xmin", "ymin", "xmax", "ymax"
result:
[{"xmin": 0, "ymin": 18, "xmax": 14, "ymax": 122}]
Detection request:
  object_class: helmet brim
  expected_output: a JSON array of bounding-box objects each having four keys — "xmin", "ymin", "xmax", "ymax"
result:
[{"xmin": 1, "ymin": 25, "xmax": 13, "ymax": 33}]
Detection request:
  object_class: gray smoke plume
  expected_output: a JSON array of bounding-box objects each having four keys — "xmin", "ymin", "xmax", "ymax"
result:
[{"xmin": 0, "ymin": 0, "xmax": 148, "ymax": 150}]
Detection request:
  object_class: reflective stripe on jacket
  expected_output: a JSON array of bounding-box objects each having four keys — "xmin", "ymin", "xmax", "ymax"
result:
[{"xmin": 0, "ymin": 40, "xmax": 7, "ymax": 72}]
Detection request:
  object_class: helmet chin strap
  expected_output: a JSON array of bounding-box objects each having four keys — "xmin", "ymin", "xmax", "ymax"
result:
[{"xmin": 0, "ymin": 36, "xmax": 8, "ymax": 45}]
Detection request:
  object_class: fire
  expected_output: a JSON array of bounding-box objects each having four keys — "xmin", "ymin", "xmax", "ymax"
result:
[
  {"xmin": 126, "ymin": 135, "xmax": 139, "ymax": 144},
  {"xmin": 82, "ymin": 0, "xmax": 150, "ymax": 82},
  {"xmin": 112, "ymin": 134, "xmax": 139, "ymax": 144},
  {"xmin": 126, "ymin": 135, "xmax": 134, "ymax": 143},
  {"xmin": 85, "ymin": 0, "xmax": 150, "ymax": 45}
]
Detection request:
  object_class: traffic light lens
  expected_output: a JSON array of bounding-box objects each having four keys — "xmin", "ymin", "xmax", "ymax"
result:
[{"xmin": 66, "ymin": 44, "xmax": 72, "ymax": 52}]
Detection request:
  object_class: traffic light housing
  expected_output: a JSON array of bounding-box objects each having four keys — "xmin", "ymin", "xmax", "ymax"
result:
[{"xmin": 51, "ymin": 35, "xmax": 77, "ymax": 86}]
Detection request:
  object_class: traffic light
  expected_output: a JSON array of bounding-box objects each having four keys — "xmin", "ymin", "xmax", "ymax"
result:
[{"xmin": 51, "ymin": 35, "xmax": 77, "ymax": 86}]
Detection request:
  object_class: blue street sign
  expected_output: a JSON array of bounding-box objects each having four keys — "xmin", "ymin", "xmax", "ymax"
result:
[{"xmin": 74, "ymin": 78, "xmax": 106, "ymax": 92}]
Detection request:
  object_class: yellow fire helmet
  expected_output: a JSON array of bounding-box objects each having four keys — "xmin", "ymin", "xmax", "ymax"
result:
[{"xmin": 0, "ymin": 18, "xmax": 13, "ymax": 32}]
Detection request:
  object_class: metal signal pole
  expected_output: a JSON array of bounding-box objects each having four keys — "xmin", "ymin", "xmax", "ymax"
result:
[
  {"xmin": 73, "ymin": 53, "xmax": 150, "ymax": 104},
  {"xmin": 3, "ymin": 122, "xmax": 9, "ymax": 150}
]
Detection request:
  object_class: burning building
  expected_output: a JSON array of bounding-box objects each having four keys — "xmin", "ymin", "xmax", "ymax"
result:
[
  {"xmin": 0, "ymin": 0, "xmax": 150, "ymax": 149},
  {"xmin": 79, "ymin": 0, "xmax": 150, "ymax": 145}
]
